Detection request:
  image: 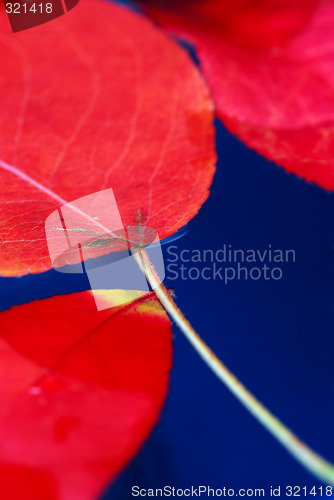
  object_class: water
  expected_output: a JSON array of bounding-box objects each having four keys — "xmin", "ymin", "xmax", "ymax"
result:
[{"xmin": 102, "ymin": 120, "xmax": 334, "ymax": 499}]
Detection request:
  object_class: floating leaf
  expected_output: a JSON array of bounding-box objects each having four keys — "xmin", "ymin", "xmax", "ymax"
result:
[
  {"xmin": 139, "ymin": 0, "xmax": 334, "ymax": 189},
  {"xmin": 0, "ymin": 0, "xmax": 216, "ymax": 276},
  {"xmin": 0, "ymin": 290, "xmax": 172, "ymax": 500}
]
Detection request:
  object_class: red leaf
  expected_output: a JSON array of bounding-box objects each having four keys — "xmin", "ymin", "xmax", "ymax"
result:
[
  {"xmin": 139, "ymin": 0, "xmax": 319, "ymax": 49},
  {"xmin": 139, "ymin": 0, "xmax": 334, "ymax": 190},
  {"xmin": 0, "ymin": 0, "xmax": 216, "ymax": 276},
  {"xmin": 0, "ymin": 290, "xmax": 172, "ymax": 500}
]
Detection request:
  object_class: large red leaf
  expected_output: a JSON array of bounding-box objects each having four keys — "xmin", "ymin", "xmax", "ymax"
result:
[
  {"xmin": 139, "ymin": 0, "xmax": 334, "ymax": 190},
  {"xmin": 139, "ymin": 0, "xmax": 319, "ymax": 49},
  {"xmin": 0, "ymin": 290, "xmax": 172, "ymax": 500},
  {"xmin": 0, "ymin": 0, "xmax": 215, "ymax": 276}
]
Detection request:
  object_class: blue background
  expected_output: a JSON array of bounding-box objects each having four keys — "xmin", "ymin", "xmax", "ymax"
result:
[
  {"xmin": 0, "ymin": 1, "xmax": 333, "ymax": 498},
  {"xmin": 102, "ymin": 119, "xmax": 334, "ymax": 498}
]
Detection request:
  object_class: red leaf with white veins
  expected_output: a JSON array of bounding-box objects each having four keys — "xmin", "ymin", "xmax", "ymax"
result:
[
  {"xmin": 0, "ymin": 0, "xmax": 215, "ymax": 276},
  {"xmin": 139, "ymin": 0, "xmax": 334, "ymax": 190},
  {"xmin": 0, "ymin": 290, "xmax": 172, "ymax": 500}
]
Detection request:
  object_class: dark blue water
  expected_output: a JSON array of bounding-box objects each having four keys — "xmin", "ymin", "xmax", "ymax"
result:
[{"xmin": 102, "ymin": 119, "xmax": 334, "ymax": 498}]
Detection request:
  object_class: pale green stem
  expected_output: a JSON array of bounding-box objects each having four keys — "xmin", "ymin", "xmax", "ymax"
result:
[{"xmin": 132, "ymin": 246, "xmax": 334, "ymax": 486}]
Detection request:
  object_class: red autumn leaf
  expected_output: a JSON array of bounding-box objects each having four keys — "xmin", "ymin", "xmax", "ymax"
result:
[
  {"xmin": 0, "ymin": 290, "xmax": 172, "ymax": 500},
  {"xmin": 0, "ymin": 0, "xmax": 215, "ymax": 277},
  {"xmin": 139, "ymin": 0, "xmax": 319, "ymax": 49},
  {"xmin": 139, "ymin": 0, "xmax": 334, "ymax": 190}
]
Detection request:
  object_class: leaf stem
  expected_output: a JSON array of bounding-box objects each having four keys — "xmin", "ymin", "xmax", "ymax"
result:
[{"xmin": 132, "ymin": 246, "xmax": 334, "ymax": 486}]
